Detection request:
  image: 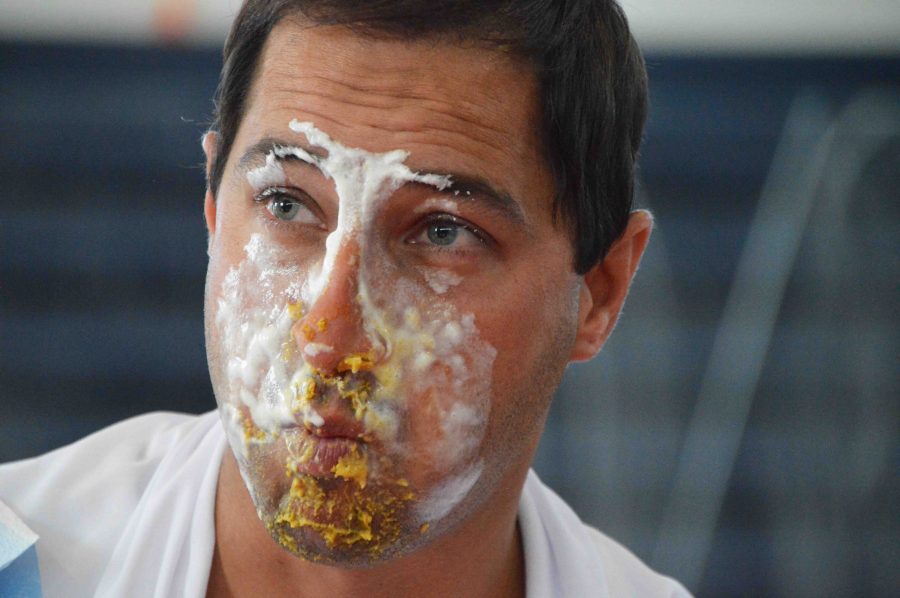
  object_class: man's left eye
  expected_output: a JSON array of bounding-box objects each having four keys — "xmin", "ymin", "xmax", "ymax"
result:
[
  {"xmin": 408, "ymin": 215, "xmax": 485, "ymax": 249},
  {"xmin": 426, "ymin": 221, "xmax": 459, "ymax": 246}
]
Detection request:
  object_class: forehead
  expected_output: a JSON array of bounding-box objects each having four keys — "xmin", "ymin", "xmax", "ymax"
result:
[{"xmin": 233, "ymin": 19, "xmax": 554, "ymax": 219}]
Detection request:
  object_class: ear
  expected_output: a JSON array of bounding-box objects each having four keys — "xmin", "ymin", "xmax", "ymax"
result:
[
  {"xmin": 202, "ymin": 131, "xmax": 218, "ymax": 250},
  {"xmin": 569, "ymin": 210, "xmax": 653, "ymax": 362}
]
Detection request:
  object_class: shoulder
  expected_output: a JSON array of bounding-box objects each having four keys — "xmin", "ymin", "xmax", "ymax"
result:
[
  {"xmin": 520, "ymin": 470, "xmax": 691, "ymax": 597},
  {"xmin": 0, "ymin": 411, "xmax": 220, "ymax": 597},
  {"xmin": 0, "ymin": 410, "xmax": 216, "ymax": 532},
  {"xmin": 0, "ymin": 411, "xmax": 210, "ymax": 511},
  {"xmin": 582, "ymin": 524, "xmax": 692, "ymax": 597}
]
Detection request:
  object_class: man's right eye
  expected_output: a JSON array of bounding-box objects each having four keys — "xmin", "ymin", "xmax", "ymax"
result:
[
  {"xmin": 268, "ymin": 196, "xmax": 301, "ymax": 221},
  {"xmin": 255, "ymin": 188, "xmax": 322, "ymax": 226}
]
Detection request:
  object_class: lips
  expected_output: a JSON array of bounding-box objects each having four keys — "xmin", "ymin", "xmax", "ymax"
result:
[
  {"xmin": 284, "ymin": 367, "xmax": 377, "ymax": 479},
  {"xmin": 299, "ymin": 434, "xmax": 361, "ymax": 476},
  {"xmin": 306, "ymin": 414, "xmax": 366, "ymax": 440},
  {"xmin": 284, "ymin": 416, "xmax": 367, "ymax": 478}
]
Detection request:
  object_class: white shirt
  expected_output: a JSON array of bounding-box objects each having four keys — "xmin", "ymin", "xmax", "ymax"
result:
[{"xmin": 0, "ymin": 411, "xmax": 690, "ymax": 597}]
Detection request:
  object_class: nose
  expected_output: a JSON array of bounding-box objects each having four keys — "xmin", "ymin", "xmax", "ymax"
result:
[{"xmin": 292, "ymin": 239, "xmax": 378, "ymax": 374}]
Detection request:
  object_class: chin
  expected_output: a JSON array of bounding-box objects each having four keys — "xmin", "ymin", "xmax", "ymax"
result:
[
  {"xmin": 231, "ymin": 431, "xmax": 489, "ymax": 566},
  {"xmin": 250, "ymin": 469, "xmax": 435, "ymax": 566}
]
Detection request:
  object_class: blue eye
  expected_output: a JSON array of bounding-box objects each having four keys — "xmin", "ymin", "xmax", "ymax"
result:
[
  {"xmin": 255, "ymin": 188, "xmax": 322, "ymax": 226},
  {"xmin": 426, "ymin": 221, "xmax": 459, "ymax": 246},
  {"xmin": 268, "ymin": 197, "xmax": 301, "ymax": 221},
  {"xmin": 409, "ymin": 215, "xmax": 487, "ymax": 250}
]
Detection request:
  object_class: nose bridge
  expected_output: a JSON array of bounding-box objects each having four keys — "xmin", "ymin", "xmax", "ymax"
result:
[{"xmin": 293, "ymin": 238, "xmax": 372, "ymax": 372}]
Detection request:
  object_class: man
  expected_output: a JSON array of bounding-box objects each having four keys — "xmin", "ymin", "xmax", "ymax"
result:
[{"xmin": 0, "ymin": 1, "xmax": 690, "ymax": 596}]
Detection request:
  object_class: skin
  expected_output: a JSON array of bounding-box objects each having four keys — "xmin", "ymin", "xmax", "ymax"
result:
[{"xmin": 203, "ymin": 18, "xmax": 651, "ymax": 598}]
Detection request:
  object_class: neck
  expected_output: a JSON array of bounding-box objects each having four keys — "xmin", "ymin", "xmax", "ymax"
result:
[{"xmin": 207, "ymin": 451, "xmax": 527, "ymax": 598}]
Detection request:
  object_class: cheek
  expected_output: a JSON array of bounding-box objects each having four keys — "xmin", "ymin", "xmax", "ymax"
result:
[
  {"xmin": 403, "ymin": 387, "xmax": 446, "ymax": 481},
  {"xmin": 363, "ymin": 274, "xmax": 496, "ymax": 469},
  {"xmin": 206, "ymin": 204, "xmax": 259, "ymax": 308},
  {"xmin": 204, "ymin": 234, "xmax": 249, "ymax": 376},
  {"xmin": 474, "ymin": 275, "xmax": 581, "ymax": 440},
  {"xmin": 481, "ymin": 281, "xmax": 579, "ymax": 374},
  {"xmin": 395, "ymin": 355, "xmax": 494, "ymax": 511}
]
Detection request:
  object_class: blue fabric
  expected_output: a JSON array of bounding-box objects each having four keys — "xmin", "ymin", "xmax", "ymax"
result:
[
  {"xmin": 0, "ymin": 503, "xmax": 42, "ymax": 598},
  {"xmin": 0, "ymin": 542, "xmax": 42, "ymax": 598}
]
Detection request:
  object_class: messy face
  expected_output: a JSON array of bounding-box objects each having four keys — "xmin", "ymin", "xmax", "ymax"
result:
[
  {"xmin": 213, "ymin": 121, "xmax": 497, "ymax": 561},
  {"xmin": 205, "ymin": 22, "xmax": 583, "ymax": 565}
]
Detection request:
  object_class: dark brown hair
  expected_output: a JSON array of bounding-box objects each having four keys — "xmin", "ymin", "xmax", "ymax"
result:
[{"xmin": 209, "ymin": 0, "xmax": 648, "ymax": 274}]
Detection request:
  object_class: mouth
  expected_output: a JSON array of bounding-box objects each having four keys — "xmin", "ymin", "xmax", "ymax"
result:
[
  {"xmin": 305, "ymin": 411, "xmax": 366, "ymax": 440},
  {"xmin": 283, "ymin": 424, "xmax": 369, "ymax": 487}
]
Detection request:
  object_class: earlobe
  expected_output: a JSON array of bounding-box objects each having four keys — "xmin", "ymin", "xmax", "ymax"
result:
[
  {"xmin": 569, "ymin": 280, "xmax": 610, "ymax": 362},
  {"xmin": 569, "ymin": 210, "xmax": 653, "ymax": 362},
  {"xmin": 204, "ymin": 190, "xmax": 217, "ymax": 252}
]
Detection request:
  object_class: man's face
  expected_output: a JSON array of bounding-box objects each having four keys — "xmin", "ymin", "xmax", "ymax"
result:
[{"xmin": 204, "ymin": 20, "xmax": 583, "ymax": 564}]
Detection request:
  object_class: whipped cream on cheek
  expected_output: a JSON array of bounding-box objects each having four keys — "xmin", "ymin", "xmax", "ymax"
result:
[{"xmin": 213, "ymin": 121, "xmax": 497, "ymax": 561}]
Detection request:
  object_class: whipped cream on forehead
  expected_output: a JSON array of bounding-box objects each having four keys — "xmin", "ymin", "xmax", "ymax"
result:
[
  {"xmin": 247, "ymin": 151, "xmax": 286, "ymax": 189},
  {"xmin": 281, "ymin": 120, "xmax": 452, "ymax": 301}
]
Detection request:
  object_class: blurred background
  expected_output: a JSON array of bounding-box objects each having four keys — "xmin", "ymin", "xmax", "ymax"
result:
[{"xmin": 0, "ymin": 1, "xmax": 897, "ymax": 596}]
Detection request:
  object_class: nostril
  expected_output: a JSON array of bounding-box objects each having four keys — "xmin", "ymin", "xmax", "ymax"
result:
[{"xmin": 370, "ymin": 327, "xmax": 390, "ymax": 362}]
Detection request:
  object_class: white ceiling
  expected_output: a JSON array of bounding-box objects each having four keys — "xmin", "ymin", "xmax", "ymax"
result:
[{"xmin": 1, "ymin": 0, "xmax": 899, "ymax": 55}]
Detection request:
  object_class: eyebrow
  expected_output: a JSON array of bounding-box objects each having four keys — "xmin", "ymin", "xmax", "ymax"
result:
[
  {"xmin": 409, "ymin": 173, "xmax": 528, "ymax": 229},
  {"xmin": 236, "ymin": 136, "xmax": 326, "ymax": 174},
  {"xmin": 236, "ymin": 137, "xmax": 529, "ymax": 228}
]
